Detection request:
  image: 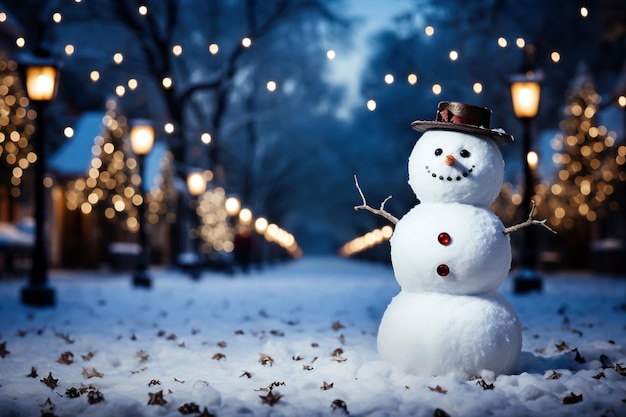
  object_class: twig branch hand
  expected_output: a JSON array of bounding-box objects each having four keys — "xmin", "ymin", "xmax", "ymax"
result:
[
  {"xmin": 503, "ymin": 200, "xmax": 556, "ymax": 235},
  {"xmin": 353, "ymin": 175, "xmax": 399, "ymax": 225}
]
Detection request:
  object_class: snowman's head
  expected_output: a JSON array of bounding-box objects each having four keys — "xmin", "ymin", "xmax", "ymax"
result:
[{"xmin": 408, "ymin": 130, "xmax": 504, "ymax": 206}]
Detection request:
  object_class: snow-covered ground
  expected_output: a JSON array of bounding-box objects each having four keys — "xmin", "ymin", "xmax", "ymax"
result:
[{"xmin": 0, "ymin": 257, "xmax": 624, "ymax": 417}]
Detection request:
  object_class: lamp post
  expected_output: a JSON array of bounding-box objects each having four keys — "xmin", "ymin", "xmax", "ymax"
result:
[
  {"xmin": 129, "ymin": 120, "xmax": 154, "ymax": 288},
  {"xmin": 510, "ymin": 71, "xmax": 542, "ymax": 294},
  {"xmin": 18, "ymin": 52, "xmax": 60, "ymax": 307},
  {"xmin": 185, "ymin": 170, "xmax": 206, "ymax": 279}
]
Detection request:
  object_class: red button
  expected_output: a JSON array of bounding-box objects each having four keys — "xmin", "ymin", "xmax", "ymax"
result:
[
  {"xmin": 437, "ymin": 264, "xmax": 449, "ymax": 276},
  {"xmin": 438, "ymin": 232, "xmax": 451, "ymax": 246}
]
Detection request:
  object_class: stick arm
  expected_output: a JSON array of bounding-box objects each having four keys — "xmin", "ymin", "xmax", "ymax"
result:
[{"xmin": 353, "ymin": 175, "xmax": 399, "ymax": 225}]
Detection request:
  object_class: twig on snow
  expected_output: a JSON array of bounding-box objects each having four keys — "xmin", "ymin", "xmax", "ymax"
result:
[
  {"xmin": 503, "ymin": 200, "xmax": 557, "ymax": 235},
  {"xmin": 353, "ymin": 175, "xmax": 398, "ymax": 225}
]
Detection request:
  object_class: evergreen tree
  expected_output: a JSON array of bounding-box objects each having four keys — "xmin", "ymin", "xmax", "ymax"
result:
[
  {"xmin": 541, "ymin": 72, "xmax": 625, "ymax": 229},
  {"xmin": 0, "ymin": 58, "xmax": 35, "ymax": 216},
  {"xmin": 64, "ymin": 101, "xmax": 141, "ymax": 232}
]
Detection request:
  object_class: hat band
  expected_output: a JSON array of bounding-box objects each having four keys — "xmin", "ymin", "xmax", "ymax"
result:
[{"xmin": 437, "ymin": 108, "xmax": 483, "ymax": 128}]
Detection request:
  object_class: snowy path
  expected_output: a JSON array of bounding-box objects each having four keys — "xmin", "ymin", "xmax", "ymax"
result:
[{"xmin": 0, "ymin": 257, "xmax": 625, "ymax": 416}]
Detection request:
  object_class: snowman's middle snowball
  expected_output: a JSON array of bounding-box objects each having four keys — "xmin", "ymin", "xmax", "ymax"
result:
[{"xmin": 390, "ymin": 202, "xmax": 511, "ymax": 295}]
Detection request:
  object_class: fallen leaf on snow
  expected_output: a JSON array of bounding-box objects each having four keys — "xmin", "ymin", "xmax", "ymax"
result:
[
  {"xmin": 41, "ymin": 372, "xmax": 59, "ymax": 389},
  {"xmin": 259, "ymin": 390, "xmax": 282, "ymax": 406},
  {"xmin": 147, "ymin": 389, "xmax": 167, "ymax": 406},
  {"xmin": 562, "ymin": 392, "xmax": 583, "ymax": 404}
]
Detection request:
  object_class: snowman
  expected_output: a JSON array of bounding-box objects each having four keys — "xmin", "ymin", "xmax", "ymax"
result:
[{"xmin": 355, "ymin": 101, "xmax": 553, "ymax": 378}]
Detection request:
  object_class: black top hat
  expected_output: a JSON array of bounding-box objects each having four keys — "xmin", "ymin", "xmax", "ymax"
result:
[{"xmin": 411, "ymin": 101, "xmax": 514, "ymax": 145}]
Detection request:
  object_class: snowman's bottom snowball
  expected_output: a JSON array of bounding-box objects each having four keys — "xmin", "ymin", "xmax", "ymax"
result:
[{"xmin": 377, "ymin": 291, "xmax": 521, "ymax": 378}]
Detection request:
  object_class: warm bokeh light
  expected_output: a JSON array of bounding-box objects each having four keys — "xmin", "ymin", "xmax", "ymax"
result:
[
  {"xmin": 164, "ymin": 122, "xmax": 175, "ymax": 134},
  {"xmin": 384, "ymin": 74, "xmax": 394, "ymax": 84},
  {"xmin": 580, "ymin": 7, "xmax": 589, "ymax": 18},
  {"xmin": 162, "ymin": 77, "xmax": 173, "ymax": 88},
  {"xmin": 138, "ymin": 5, "xmax": 148, "ymax": 15},
  {"xmin": 239, "ymin": 208, "xmax": 252, "ymax": 224},
  {"xmin": 64, "ymin": 126, "xmax": 74, "ymax": 138},
  {"xmin": 90, "ymin": 70, "xmax": 100, "ymax": 82},
  {"xmin": 201, "ymin": 132, "xmax": 212, "ymax": 144},
  {"xmin": 527, "ymin": 151, "xmax": 539, "ymax": 169},
  {"xmin": 497, "ymin": 37, "xmax": 507, "ymax": 47},
  {"xmin": 64, "ymin": 44, "xmax": 75, "ymax": 56},
  {"xmin": 551, "ymin": 51, "xmax": 561, "ymax": 63},
  {"xmin": 225, "ymin": 197, "xmax": 241, "ymax": 216},
  {"xmin": 326, "ymin": 50, "xmax": 336, "ymax": 60},
  {"xmin": 516, "ymin": 38, "xmax": 525, "ymax": 48},
  {"xmin": 473, "ymin": 82, "xmax": 483, "ymax": 94},
  {"xmin": 407, "ymin": 73, "xmax": 418, "ymax": 85},
  {"xmin": 266, "ymin": 80, "xmax": 277, "ymax": 92},
  {"xmin": 340, "ymin": 225, "xmax": 394, "ymax": 257},
  {"xmin": 172, "ymin": 44, "xmax": 183, "ymax": 56},
  {"xmin": 366, "ymin": 99, "xmax": 376, "ymax": 111},
  {"xmin": 113, "ymin": 52, "xmax": 123, "ymax": 64},
  {"xmin": 208, "ymin": 43, "xmax": 219, "ymax": 54},
  {"xmin": 424, "ymin": 26, "xmax": 434, "ymax": 36},
  {"xmin": 432, "ymin": 83, "xmax": 442, "ymax": 95},
  {"xmin": 241, "ymin": 37, "xmax": 252, "ymax": 48},
  {"xmin": 449, "ymin": 50, "xmax": 458, "ymax": 61}
]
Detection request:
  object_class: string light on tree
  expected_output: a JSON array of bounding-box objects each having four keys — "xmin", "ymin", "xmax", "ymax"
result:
[
  {"xmin": 407, "ymin": 73, "xmax": 418, "ymax": 85},
  {"xmin": 164, "ymin": 122, "xmax": 174, "ymax": 134},
  {"xmin": 498, "ymin": 37, "xmax": 507, "ymax": 48},
  {"xmin": 366, "ymin": 99, "xmax": 376, "ymax": 111},
  {"xmin": 52, "ymin": 12, "xmax": 62, "ymax": 23},
  {"xmin": 16, "ymin": 37, "xmax": 25, "ymax": 48},
  {"xmin": 172, "ymin": 44, "xmax": 183, "ymax": 56},
  {"xmin": 162, "ymin": 77, "xmax": 172, "ymax": 89},
  {"xmin": 449, "ymin": 50, "xmax": 459, "ymax": 61},
  {"xmin": 266, "ymin": 80, "xmax": 277, "ymax": 92},
  {"xmin": 128, "ymin": 78, "xmax": 138, "ymax": 90},
  {"xmin": 208, "ymin": 43, "xmax": 219, "ymax": 55},
  {"xmin": 113, "ymin": 53, "xmax": 123, "ymax": 64},
  {"xmin": 138, "ymin": 5, "xmax": 148, "ymax": 15},
  {"xmin": 432, "ymin": 83, "xmax": 442, "ymax": 95},
  {"xmin": 64, "ymin": 45, "xmax": 74, "ymax": 56},
  {"xmin": 241, "ymin": 37, "xmax": 252, "ymax": 48},
  {"xmin": 516, "ymin": 38, "xmax": 525, "ymax": 48},
  {"xmin": 0, "ymin": 58, "xmax": 35, "ymax": 199},
  {"xmin": 424, "ymin": 26, "xmax": 434, "ymax": 36},
  {"xmin": 384, "ymin": 74, "xmax": 394, "ymax": 84},
  {"xmin": 473, "ymin": 82, "xmax": 483, "ymax": 94},
  {"xmin": 90, "ymin": 70, "xmax": 99, "ymax": 82},
  {"xmin": 63, "ymin": 126, "xmax": 74, "ymax": 138},
  {"xmin": 326, "ymin": 49, "xmax": 336, "ymax": 60}
]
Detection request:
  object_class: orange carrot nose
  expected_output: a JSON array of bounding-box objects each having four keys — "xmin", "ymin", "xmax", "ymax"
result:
[{"xmin": 445, "ymin": 154, "xmax": 455, "ymax": 166}]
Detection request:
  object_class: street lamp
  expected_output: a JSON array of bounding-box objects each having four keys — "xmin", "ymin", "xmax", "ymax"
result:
[
  {"xmin": 129, "ymin": 119, "xmax": 154, "ymax": 288},
  {"xmin": 184, "ymin": 170, "xmax": 206, "ymax": 279},
  {"xmin": 18, "ymin": 52, "xmax": 60, "ymax": 307},
  {"xmin": 510, "ymin": 71, "xmax": 542, "ymax": 294}
]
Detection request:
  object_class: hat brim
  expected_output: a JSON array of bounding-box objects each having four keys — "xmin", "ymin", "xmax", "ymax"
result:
[{"xmin": 411, "ymin": 121, "xmax": 514, "ymax": 145}]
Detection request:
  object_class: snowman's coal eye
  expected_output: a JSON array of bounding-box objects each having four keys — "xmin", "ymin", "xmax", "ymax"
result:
[
  {"xmin": 434, "ymin": 148, "xmax": 443, "ymax": 156},
  {"xmin": 460, "ymin": 149, "xmax": 471, "ymax": 158}
]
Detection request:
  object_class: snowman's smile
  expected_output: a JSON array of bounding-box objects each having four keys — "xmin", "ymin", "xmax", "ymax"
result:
[{"xmin": 425, "ymin": 164, "xmax": 476, "ymax": 182}]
